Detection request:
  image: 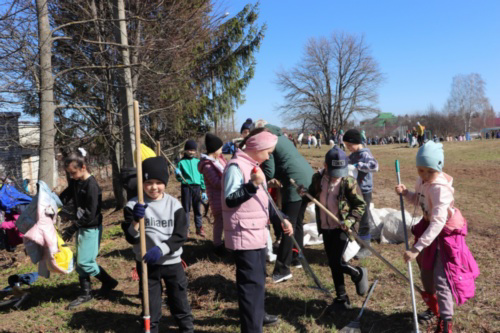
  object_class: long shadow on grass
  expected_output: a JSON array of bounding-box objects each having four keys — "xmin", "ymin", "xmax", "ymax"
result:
[
  {"xmin": 189, "ymin": 274, "xmax": 238, "ymax": 302},
  {"xmin": 102, "ymin": 247, "xmax": 136, "ymax": 261},
  {"xmin": 265, "ymin": 290, "xmax": 419, "ymax": 333},
  {"xmin": 182, "ymin": 241, "xmax": 235, "ymax": 267}
]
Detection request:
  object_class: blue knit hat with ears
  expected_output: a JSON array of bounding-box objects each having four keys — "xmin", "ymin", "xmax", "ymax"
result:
[{"xmin": 416, "ymin": 141, "xmax": 444, "ymax": 172}]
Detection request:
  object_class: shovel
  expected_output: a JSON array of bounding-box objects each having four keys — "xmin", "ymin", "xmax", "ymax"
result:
[{"xmin": 338, "ymin": 279, "xmax": 378, "ymax": 333}]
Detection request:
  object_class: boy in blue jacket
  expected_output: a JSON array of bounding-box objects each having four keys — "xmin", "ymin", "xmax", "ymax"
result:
[
  {"xmin": 343, "ymin": 129, "xmax": 379, "ymax": 259},
  {"xmin": 175, "ymin": 140, "xmax": 207, "ymax": 237}
]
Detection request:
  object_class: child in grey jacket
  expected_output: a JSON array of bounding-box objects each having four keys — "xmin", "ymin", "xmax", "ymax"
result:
[
  {"xmin": 123, "ymin": 156, "xmax": 193, "ymax": 333},
  {"xmin": 343, "ymin": 129, "xmax": 379, "ymax": 259}
]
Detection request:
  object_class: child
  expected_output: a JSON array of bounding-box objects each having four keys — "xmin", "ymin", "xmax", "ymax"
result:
[
  {"xmin": 343, "ymin": 129, "xmax": 379, "ymax": 259},
  {"xmin": 175, "ymin": 140, "xmax": 207, "ymax": 237},
  {"xmin": 198, "ymin": 133, "xmax": 227, "ymax": 255},
  {"xmin": 60, "ymin": 148, "xmax": 118, "ymax": 309},
  {"xmin": 222, "ymin": 128, "xmax": 293, "ymax": 332},
  {"xmin": 299, "ymin": 147, "xmax": 368, "ymax": 311},
  {"xmin": 124, "ymin": 156, "xmax": 194, "ymax": 333},
  {"xmin": 395, "ymin": 142, "xmax": 479, "ymax": 333},
  {"xmin": 338, "ymin": 129, "xmax": 345, "ymax": 150}
]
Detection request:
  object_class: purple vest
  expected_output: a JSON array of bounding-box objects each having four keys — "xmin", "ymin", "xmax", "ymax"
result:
[{"xmin": 222, "ymin": 149, "xmax": 269, "ymax": 251}]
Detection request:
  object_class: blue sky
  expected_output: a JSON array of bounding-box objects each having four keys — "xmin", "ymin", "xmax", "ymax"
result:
[{"xmin": 225, "ymin": 0, "xmax": 500, "ymax": 128}]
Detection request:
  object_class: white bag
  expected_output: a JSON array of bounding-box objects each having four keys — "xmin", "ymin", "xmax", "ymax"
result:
[{"xmin": 343, "ymin": 239, "xmax": 361, "ymax": 262}]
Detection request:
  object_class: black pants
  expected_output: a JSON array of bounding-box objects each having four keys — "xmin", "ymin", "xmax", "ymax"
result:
[
  {"xmin": 358, "ymin": 192, "xmax": 372, "ymax": 240},
  {"xmin": 234, "ymin": 248, "xmax": 266, "ymax": 333},
  {"xmin": 136, "ymin": 261, "xmax": 194, "ymax": 333},
  {"xmin": 273, "ymin": 200, "xmax": 306, "ymax": 276},
  {"xmin": 322, "ymin": 229, "xmax": 360, "ymax": 297},
  {"xmin": 181, "ymin": 184, "xmax": 202, "ymax": 230},
  {"xmin": 418, "ymin": 135, "xmax": 424, "ymax": 146}
]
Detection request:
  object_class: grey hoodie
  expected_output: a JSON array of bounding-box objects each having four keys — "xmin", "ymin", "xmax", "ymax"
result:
[
  {"xmin": 123, "ymin": 193, "xmax": 188, "ymax": 265},
  {"xmin": 348, "ymin": 147, "xmax": 379, "ymax": 193}
]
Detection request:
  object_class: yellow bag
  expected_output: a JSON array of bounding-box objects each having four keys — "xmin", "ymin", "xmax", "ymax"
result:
[
  {"xmin": 49, "ymin": 234, "xmax": 74, "ymax": 274},
  {"xmin": 134, "ymin": 143, "xmax": 156, "ymax": 163}
]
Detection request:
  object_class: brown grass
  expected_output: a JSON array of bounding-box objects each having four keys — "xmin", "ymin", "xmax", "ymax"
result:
[{"xmin": 0, "ymin": 140, "xmax": 498, "ymax": 332}]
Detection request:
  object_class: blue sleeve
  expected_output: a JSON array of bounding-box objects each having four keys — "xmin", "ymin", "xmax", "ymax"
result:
[
  {"xmin": 224, "ymin": 164, "xmax": 258, "ymax": 208},
  {"xmin": 357, "ymin": 152, "xmax": 379, "ymax": 173}
]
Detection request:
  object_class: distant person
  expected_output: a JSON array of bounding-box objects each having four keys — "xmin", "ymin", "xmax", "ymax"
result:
[
  {"xmin": 307, "ymin": 134, "xmax": 312, "ymax": 149},
  {"xmin": 417, "ymin": 122, "xmax": 425, "ymax": 147},
  {"xmin": 338, "ymin": 129, "xmax": 345, "ymax": 150},
  {"xmin": 361, "ymin": 130, "xmax": 367, "ymax": 145},
  {"xmin": 297, "ymin": 133, "xmax": 304, "ymax": 148},
  {"xmin": 496, "ymin": 131, "xmax": 500, "ymax": 139},
  {"xmin": 311, "ymin": 134, "xmax": 317, "ymax": 148},
  {"xmin": 316, "ymin": 131, "xmax": 322, "ymax": 149},
  {"xmin": 330, "ymin": 129, "xmax": 338, "ymax": 147}
]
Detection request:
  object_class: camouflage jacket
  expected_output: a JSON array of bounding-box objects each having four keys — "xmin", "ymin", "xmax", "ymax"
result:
[{"xmin": 305, "ymin": 170, "xmax": 366, "ymax": 234}]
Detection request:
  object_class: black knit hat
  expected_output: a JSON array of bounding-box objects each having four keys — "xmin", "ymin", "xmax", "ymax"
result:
[
  {"xmin": 343, "ymin": 129, "xmax": 362, "ymax": 144},
  {"xmin": 142, "ymin": 156, "xmax": 169, "ymax": 185},
  {"xmin": 184, "ymin": 140, "xmax": 197, "ymax": 151},
  {"xmin": 205, "ymin": 133, "xmax": 223, "ymax": 154},
  {"xmin": 240, "ymin": 118, "xmax": 253, "ymax": 134}
]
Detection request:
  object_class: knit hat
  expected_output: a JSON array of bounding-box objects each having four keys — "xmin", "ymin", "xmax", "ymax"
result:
[
  {"xmin": 325, "ymin": 147, "xmax": 348, "ymax": 178},
  {"xmin": 142, "ymin": 156, "xmax": 169, "ymax": 185},
  {"xmin": 205, "ymin": 133, "xmax": 223, "ymax": 154},
  {"xmin": 240, "ymin": 118, "xmax": 253, "ymax": 134},
  {"xmin": 343, "ymin": 129, "xmax": 362, "ymax": 144},
  {"xmin": 416, "ymin": 141, "xmax": 444, "ymax": 172},
  {"xmin": 184, "ymin": 140, "xmax": 197, "ymax": 151}
]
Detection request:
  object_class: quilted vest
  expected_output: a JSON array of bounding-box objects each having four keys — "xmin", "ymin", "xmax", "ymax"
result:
[{"xmin": 222, "ymin": 149, "xmax": 269, "ymax": 250}]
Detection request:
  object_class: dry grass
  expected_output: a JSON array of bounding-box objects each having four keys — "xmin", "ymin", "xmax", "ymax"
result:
[{"xmin": 1, "ymin": 140, "xmax": 499, "ymax": 332}]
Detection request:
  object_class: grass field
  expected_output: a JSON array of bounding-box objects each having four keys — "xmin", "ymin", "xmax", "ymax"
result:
[{"xmin": 1, "ymin": 140, "xmax": 499, "ymax": 332}]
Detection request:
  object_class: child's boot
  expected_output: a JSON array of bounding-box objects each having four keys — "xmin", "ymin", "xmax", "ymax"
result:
[
  {"xmin": 196, "ymin": 226, "xmax": 206, "ymax": 238},
  {"xmin": 418, "ymin": 307, "xmax": 436, "ymax": 324},
  {"xmin": 352, "ymin": 267, "xmax": 369, "ymax": 296},
  {"xmin": 331, "ymin": 294, "xmax": 351, "ymax": 313},
  {"xmin": 67, "ymin": 276, "xmax": 92, "ymax": 309},
  {"xmin": 435, "ymin": 317, "xmax": 453, "ymax": 333},
  {"xmin": 95, "ymin": 266, "xmax": 118, "ymax": 296}
]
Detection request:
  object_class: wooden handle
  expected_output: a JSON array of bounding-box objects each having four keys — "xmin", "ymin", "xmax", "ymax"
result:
[{"xmin": 133, "ymin": 100, "xmax": 150, "ymax": 319}]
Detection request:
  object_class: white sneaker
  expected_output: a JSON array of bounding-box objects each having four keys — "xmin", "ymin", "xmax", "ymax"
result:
[{"xmin": 272, "ymin": 273, "xmax": 292, "ymax": 284}]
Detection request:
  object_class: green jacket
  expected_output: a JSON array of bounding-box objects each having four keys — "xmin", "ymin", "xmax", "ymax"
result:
[
  {"xmin": 306, "ymin": 170, "xmax": 365, "ymax": 234},
  {"xmin": 261, "ymin": 124, "xmax": 314, "ymax": 203},
  {"xmin": 176, "ymin": 157, "xmax": 206, "ymax": 190}
]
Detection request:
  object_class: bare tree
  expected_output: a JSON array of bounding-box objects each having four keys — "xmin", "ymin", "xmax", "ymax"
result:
[
  {"xmin": 276, "ymin": 32, "xmax": 383, "ymax": 137},
  {"xmin": 446, "ymin": 73, "xmax": 490, "ymax": 135}
]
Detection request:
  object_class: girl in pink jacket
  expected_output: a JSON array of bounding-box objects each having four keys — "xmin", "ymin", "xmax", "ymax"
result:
[
  {"xmin": 395, "ymin": 141, "xmax": 479, "ymax": 333},
  {"xmin": 222, "ymin": 128, "xmax": 293, "ymax": 333},
  {"xmin": 198, "ymin": 133, "xmax": 227, "ymax": 254}
]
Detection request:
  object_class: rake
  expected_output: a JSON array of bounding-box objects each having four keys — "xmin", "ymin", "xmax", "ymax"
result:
[{"xmin": 338, "ymin": 279, "xmax": 378, "ymax": 333}]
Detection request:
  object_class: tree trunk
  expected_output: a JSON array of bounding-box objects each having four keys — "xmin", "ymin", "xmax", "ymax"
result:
[
  {"xmin": 113, "ymin": 0, "xmax": 135, "ymax": 168},
  {"xmin": 211, "ymin": 71, "xmax": 218, "ymax": 134},
  {"xmin": 35, "ymin": 0, "xmax": 56, "ymax": 189},
  {"xmin": 110, "ymin": 142, "xmax": 126, "ymax": 208}
]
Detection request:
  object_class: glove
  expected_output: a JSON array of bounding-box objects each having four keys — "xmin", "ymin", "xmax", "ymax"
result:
[
  {"xmin": 133, "ymin": 203, "xmax": 148, "ymax": 221},
  {"xmin": 341, "ymin": 219, "xmax": 355, "ymax": 229},
  {"xmin": 62, "ymin": 224, "xmax": 78, "ymax": 242},
  {"xmin": 296, "ymin": 184, "xmax": 307, "ymax": 196},
  {"xmin": 201, "ymin": 192, "xmax": 208, "ymax": 201},
  {"xmin": 143, "ymin": 246, "xmax": 163, "ymax": 264},
  {"xmin": 175, "ymin": 168, "xmax": 181, "ymax": 175}
]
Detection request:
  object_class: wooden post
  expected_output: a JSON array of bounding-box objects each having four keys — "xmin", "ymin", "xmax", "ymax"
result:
[
  {"xmin": 155, "ymin": 141, "xmax": 161, "ymax": 156},
  {"xmin": 133, "ymin": 101, "xmax": 151, "ymax": 332}
]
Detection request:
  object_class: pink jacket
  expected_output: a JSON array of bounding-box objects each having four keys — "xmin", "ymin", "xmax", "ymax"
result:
[
  {"xmin": 221, "ymin": 149, "xmax": 269, "ymax": 251},
  {"xmin": 404, "ymin": 172, "xmax": 463, "ymax": 252},
  {"xmin": 198, "ymin": 154, "xmax": 227, "ymax": 216},
  {"xmin": 413, "ymin": 209, "xmax": 480, "ymax": 305}
]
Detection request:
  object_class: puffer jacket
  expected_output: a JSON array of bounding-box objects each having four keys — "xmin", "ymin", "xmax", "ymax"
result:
[{"xmin": 198, "ymin": 154, "xmax": 227, "ymax": 216}]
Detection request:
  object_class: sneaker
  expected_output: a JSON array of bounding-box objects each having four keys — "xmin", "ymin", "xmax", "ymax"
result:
[
  {"xmin": 352, "ymin": 267, "xmax": 369, "ymax": 296},
  {"xmin": 263, "ymin": 313, "xmax": 280, "ymax": 326},
  {"xmin": 272, "ymin": 272, "xmax": 292, "ymax": 284},
  {"xmin": 354, "ymin": 247, "xmax": 372, "ymax": 260},
  {"xmin": 418, "ymin": 308, "xmax": 436, "ymax": 324},
  {"xmin": 196, "ymin": 227, "xmax": 206, "ymax": 238},
  {"xmin": 435, "ymin": 317, "xmax": 453, "ymax": 333},
  {"xmin": 291, "ymin": 258, "xmax": 302, "ymax": 268}
]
